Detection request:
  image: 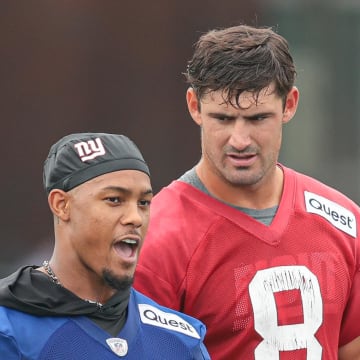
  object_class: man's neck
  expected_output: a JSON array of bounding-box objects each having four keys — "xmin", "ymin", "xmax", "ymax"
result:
[{"xmin": 195, "ymin": 161, "xmax": 283, "ymax": 210}]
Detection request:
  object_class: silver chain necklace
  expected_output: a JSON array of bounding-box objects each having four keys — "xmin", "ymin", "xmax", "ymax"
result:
[
  {"xmin": 42, "ymin": 260, "xmax": 61, "ymax": 285},
  {"xmin": 42, "ymin": 260, "xmax": 103, "ymax": 308}
]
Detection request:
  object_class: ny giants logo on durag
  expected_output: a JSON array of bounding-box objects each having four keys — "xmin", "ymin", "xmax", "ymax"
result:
[{"xmin": 74, "ymin": 137, "xmax": 106, "ymax": 162}]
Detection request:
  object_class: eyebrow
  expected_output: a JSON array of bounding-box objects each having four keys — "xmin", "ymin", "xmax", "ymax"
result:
[
  {"xmin": 102, "ymin": 185, "xmax": 153, "ymax": 196},
  {"xmin": 243, "ymin": 111, "xmax": 275, "ymax": 120},
  {"xmin": 207, "ymin": 111, "xmax": 275, "ymax": 120},
  {"xmin": 207, "ymin": 112, "xmax": 237, "ymax": 119}
]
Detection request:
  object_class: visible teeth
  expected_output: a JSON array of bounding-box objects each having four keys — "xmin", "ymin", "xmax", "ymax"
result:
[{"xmin": 122, "ymin": 239, "xmax": 137, "ymax": 245}]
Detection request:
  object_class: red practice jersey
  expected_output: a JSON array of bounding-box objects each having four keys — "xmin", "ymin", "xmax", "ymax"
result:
[{"xmin": 134, "ymin": 165, "xmax": 360, "ymax": 359}]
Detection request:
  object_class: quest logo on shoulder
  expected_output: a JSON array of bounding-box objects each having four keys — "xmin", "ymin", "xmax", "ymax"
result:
[
  {"xmin": 304, "ymin": 191, "xmax": 356, "ymax": 237},
  {"xmin": 138, "ymin": 304, "xmax": 200, "ymax": 339}
]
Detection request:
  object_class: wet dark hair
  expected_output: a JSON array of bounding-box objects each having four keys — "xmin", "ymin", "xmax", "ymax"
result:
[{"xmin": 184, "ymin": 25, "xmax": 296, "ymax": 107}]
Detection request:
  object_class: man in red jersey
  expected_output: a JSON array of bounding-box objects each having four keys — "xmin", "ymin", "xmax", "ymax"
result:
[{"xmin": 134, "ymin": 24, "xmax": 360, "ymax": 359}]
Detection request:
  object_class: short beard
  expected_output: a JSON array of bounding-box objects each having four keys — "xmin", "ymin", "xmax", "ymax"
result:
[{"xmin": 102, "ymin": 268, "xmax": 133, "ymax": 292}]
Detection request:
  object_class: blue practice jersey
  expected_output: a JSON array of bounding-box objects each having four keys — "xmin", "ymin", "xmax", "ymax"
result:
[{"xmin": 0, "ymin": 289, "xmax": 210, "ymax": 359}]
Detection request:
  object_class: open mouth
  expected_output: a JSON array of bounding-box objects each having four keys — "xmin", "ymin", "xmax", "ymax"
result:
[{"xmin": 114, "ymin": 239, "xmax": 138, "ymax": 258}]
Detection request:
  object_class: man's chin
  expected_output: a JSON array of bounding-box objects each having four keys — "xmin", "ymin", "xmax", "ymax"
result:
[{"xmin": 102, "ymin": 268, "xmax": 133, "ymax": 291}]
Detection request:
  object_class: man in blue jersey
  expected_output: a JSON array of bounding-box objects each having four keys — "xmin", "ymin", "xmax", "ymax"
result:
[{"xmin": 0, "ymin": 132, "xmax": 210, "ymax": 359}]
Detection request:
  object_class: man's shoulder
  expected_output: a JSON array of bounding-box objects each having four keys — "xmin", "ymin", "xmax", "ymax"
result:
[
  {"xmin": 152, "ymin": 179, "xmax": 230, "ymax": 217},
  {"xmin": 130, "ymin": 289, "xmax": 206, "ymax": 340},
  {"xmin": 153, "ymin": 180, "xmax": 206, "ymax": 202},
  {"xmin": 285, "ymin": 165, "xmax": 359, "ymax": 210}
]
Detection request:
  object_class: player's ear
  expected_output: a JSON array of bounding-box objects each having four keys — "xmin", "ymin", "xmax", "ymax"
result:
[
  {"xmin": 282, "ymin": 86, "xmax": 299, "ymax": 124},
  {"xmin": 186, "ymin": 87, "xmax": 202, "ymax": 126},
  {"xmin": 48, "ymin": 189, "xmax": 70, "ymax": 221}
]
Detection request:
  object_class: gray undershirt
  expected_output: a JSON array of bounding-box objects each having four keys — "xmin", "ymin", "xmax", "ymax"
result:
[{"xmin": 179, "ymin": 168, "xmax": 278, "ymax": 226}]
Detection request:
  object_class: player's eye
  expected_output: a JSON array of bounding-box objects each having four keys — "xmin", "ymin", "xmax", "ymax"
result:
[
  {"xmin": 253, "ymin": 115, "xmax": 268, "ymax": 121},
  {"xmin": 215, "ymin": 115, "xmax": 233, "ymax": 122},
  {"xmin": 138, "ymin": 199, "xmax": 151, "ymax": 207},
  {"xmin": 106, "ymin": 197, "xmax": 121, "ymax": 204}
]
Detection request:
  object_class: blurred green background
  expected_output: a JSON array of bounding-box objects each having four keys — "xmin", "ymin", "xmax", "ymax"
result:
[{"xmin": 1, "ymin": 1, "xmax": 359, "ymax": 276}]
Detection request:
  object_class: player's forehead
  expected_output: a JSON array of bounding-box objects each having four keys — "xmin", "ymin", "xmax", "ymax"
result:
[
  {"xmin": 70, "ymin": 169, "xmax": 152, "ymax": 196},
  {"xmin": 201, "ymin": 83, "xmax": 278, "ymax": 110}
]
